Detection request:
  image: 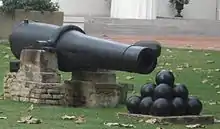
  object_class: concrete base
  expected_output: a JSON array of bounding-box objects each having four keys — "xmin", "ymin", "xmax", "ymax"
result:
[{"xmin": 3, "ymin": 49, "xmax": 124, "ymax": 108}]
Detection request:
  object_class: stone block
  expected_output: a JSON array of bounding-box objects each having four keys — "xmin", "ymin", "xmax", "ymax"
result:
[
  {"xmin": 29, "ymin": 98, "xmax": 45, "ymax": 104},
  {"xmin": 45, "ymin": 100, "xmax": 60, "ymax": 105},
  {"xmin": 19, "ymin": 97, "xmax": 29, "ymax": 102},
  {"xmin": 52, "ymin": 95, "xmax": 64, "ymax": 100},
  {"xmin": 41, "ymin": 94, "xmax": 53, "ymax": 99},
  {"xmin": 16, "ymin": 71, "xmax": 61, "ymax": 83},
  {"xmin": 19, "ymin": 49, "xmax": 58, "ymax": 73},
  {"xmin": 72, "ymin": 70, "xmax": 117, "ymax": 83}
]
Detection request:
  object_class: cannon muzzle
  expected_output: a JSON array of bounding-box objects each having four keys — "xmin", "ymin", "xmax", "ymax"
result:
[{"xmin": 9, "ymin": 20, "xmax": 161, "ymax": 74}]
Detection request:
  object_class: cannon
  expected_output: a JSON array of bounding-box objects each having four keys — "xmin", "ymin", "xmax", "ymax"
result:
[{"xmin": 9, "ymin": 20, "xmax": 161, "ymax": 74}]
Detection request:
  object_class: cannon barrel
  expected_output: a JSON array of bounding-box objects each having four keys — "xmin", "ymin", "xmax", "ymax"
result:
[{"xmin": 9, "ymin": 20, "xmax": 161, "ymax": 74}]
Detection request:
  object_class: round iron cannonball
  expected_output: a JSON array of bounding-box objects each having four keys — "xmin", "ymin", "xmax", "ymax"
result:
[
  {"xmin": 153, "ymin": 83, "xmax": 173, "ymax": 100},
  {"xmin": 126, "ymin": 96, "xmax": 142, "ymax": 114},
  {"xmin": 172, "ymin": 97, "xmax": 187, "ymax": 116},
  {"xmin": 173, "ymin": 83, "xmax": 189, "ymax": 100},
  {"xmin": 150, "ymin": 98, "xmax": 172, "ymax": 116},
  {"xmin": 155, "ymin": 69, "xmax": 175, "ymax": 87},
  {"xmin": 186, "ymin": 96, "xmax": 203, "ymax": 115},
  {"xmin": 140, "ymin": 83, "xmax": 156, "ymax": 98},
  {"xmin": 139, "ymin": 97, "xmax": 154, "ymax": 115}
]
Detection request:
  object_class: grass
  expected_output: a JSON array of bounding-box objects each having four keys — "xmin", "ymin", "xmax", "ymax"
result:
[{"xmin": 0, "ymin": 43, "xmax": 220, "ymax": 129}]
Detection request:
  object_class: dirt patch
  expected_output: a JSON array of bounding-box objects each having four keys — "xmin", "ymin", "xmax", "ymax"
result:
[{"xmin": 101, "ymin": 35, "xmax": 220, "ymax": 51}]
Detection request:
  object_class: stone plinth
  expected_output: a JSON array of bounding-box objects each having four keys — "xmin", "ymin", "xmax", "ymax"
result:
[{"xmin": 3, "ymin": 49, "xmax": 122, "ymax": 108}]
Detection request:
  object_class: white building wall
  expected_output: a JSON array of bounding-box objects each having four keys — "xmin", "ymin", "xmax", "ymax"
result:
[
  {"xmin": 157, "ymin": 0, "xmax": 218, "ymax": 20},
  {"xmin": 53, "ymin": 0, "xmax": 219, "ymax": 20}
]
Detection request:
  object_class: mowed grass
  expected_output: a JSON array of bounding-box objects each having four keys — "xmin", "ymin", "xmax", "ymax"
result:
[{"xmin": 0, "ymin": 43, "xmax": 220, "ymax": 129}]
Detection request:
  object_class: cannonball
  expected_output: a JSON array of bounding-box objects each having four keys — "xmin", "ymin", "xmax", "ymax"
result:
[
  {"xmin": 154, "ymin": 83, "xmax": 173, "ymax": 100},
  {"xmin": 172, "ymin": 97, "xmax": 187, "ymax": 116},
  {"xmin": 126, "ymin": 96, "xmax": 142, "ymax": 114},
  {"xmin": 173, "ymin": 84, "xmax": 189, "ymax": 100},
  {"xmin": 186, "ymin": 96, "xmax": 203, "ymax": 115},
  {"xmin": 150, "ymin": 98, "xmax": 172, "ymax": 116},
  {"xmin": 140, "ymin": 83, "xmax": 156, "ymax": 98},
  {"xmin": 139, "ymin": 97, "xmax": 153, "ymax": 115},
  {"xmin": 155, "ymin": 69, "xmax": 175, "ymax": 87}
]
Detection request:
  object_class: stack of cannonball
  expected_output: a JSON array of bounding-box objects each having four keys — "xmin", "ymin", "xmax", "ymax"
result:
[{"xmin": 126, "ymin": 69, "xmax": 203, "ymax": 116}]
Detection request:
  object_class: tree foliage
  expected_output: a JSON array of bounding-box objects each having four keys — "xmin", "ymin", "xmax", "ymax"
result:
[
  {"xmin": 0, "ymin": 0, "xmax": 59, "ymax": 14},
  {"xmin": 169, "ymin": 0, "xmax": 190, "ymax": 5}
]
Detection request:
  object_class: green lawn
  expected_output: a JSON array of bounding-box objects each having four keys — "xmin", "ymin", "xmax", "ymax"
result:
[{"xmin": 0, "ymin": 43, "xmax": 220, "ymax": 129}]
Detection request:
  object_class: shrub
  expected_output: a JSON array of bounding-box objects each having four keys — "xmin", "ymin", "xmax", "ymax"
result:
[{"xmin": 0, "ymin": 0, "xmax": 59, "ymax": 14}]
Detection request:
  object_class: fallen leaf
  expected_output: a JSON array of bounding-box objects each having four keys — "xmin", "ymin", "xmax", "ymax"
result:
[
  {"xmin": 61, "ymin": 115, "xmax": 76, "ymax": 120},
  {"xmin": 193, "ymin": 68, "xmax": 202, "ymax": 71},
  {"xmin": 27, "ymin": 104, "xmax": 34, "ymax": 112},
  {"xmin": 138, "ymin": 119, "xmax": 144, "ymax": 123},
  {"xmin": 215, "ymin": 69, "xmax": 220, "ymax": 72},
  {"xmin": 156, "ymin": 127, "xmax": 164, "ymax": 129},
  {"xmin": 206, "ymin": 60, "xmax": 215, "ymax": 64},
  {"xmin": 17, "ymin": 115, "xmax": 42, "ymax": 124},
  {"xmin": 205, "ymin": 53, "xmax": 211, "ymax": 56},
  {"xmin": 186, "ymin": 124, "xmax": 205, "ymax": 128},
  {"xmin": 0, "ymin": 116, "xmax": 7, "ymax": 119},
  {"xmin": 209, "ymin": 102, "xmax": 217, "ymax": 105},
  {"xmin": 176, "ymin": 68, "xmax": 183, "ymax": 71},
  {"xmin": 3, "ymin": 54, "xmax": 9, "ymax": 59},
  {"xmin": 214, "ymin": 119, "xmax": 220, "ymax": 123},
  {"xmin": 166, "ymin": 49, "xmax": 172, "ymax": 53},
  {"xmin": 27, "ymin": 118, "xmax": 42, "ymax": 124},
  {"xmin": 104, "ymin": 122, "xmax": 135, "ymax": 128},
  {"xmin": 207, "ymin": 76, "xmax": 213, "ymax": 78},
  {"xmin": 75, "ymin": 116, "xmax": 86, "ymax": 124},
  {"xmin": 202, "ymin": 79, "xmax": 208, "ymax": 84},
  {"xmin": 215, "ymin": 85, "xmax": 220, "ymax": 89},
  {"xmin": 165, "ymin": 63, "xmax": 171, "ymax": 66},
  {"xmin": 126, "ymin": 76, "xmax": 134, "ymax": 80},
  {"xmin": 145, "ymin": 119, "xmax": 158, "ymax": 124}
]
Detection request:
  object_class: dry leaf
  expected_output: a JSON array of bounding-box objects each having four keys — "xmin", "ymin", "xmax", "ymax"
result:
[
  {"xmin": 215, "ymin": 69, "xmax": 220, "ymax": 72},
  {"xmin": 126, "ymin": 76, "xmax": 134, "ymax": 80},
  {"xmin": 17, "ymin": 115, "xmax": 42, "ymax": 124},
  {"xmin": 27, "ymin": 104, "xmax": 34, "ymax": 112},
  {"xmin": 27, "ymin": 118, "xmax": 42, "ymax": 124},
  {"xmin": 104, "ymin": 122, "xmax": 135, "ymax": 128},
  {"xmin": 166, "ymin": 49, "xmax": 172, "ymax": 53},
  {"xmin": 202, "ymin": 79, "xmax": 208, "ymax": 84},
  {"xmin": 138, "ymin": 119, "xmax": 144, "ymax": 123},
  {"xmin": 3, "ymin": 54, "xmax": 9, "ymax": 59},
  {"xmin": 176, "ymin": 68, "xmax": 183, "ymax": 71},
  {"xmin": 61, "ymin": 115, "xmax": 76, "ymax": 120},
  {"xmin": 215, "ymin": 85, "xmax": 220, "ymax": 89},
  {"xmin": 186, "ymin": 124, "xmax": 205, "ymax": 128},
  {"xmin": 75, "ymin": 116, "xmax": 86, "ymax": 124},
  {"xmin": 205, "ymin": 53, "xmax": 211, "ymax": 56},
  {"xmin": 165, "ymin": 63, "xmax": 171, "ymax": 66},
  {"xmin": 193, "ymin": 68, "xmax": 202, "ymax": 71},
  {"xmin": 209, "ymin": 102, "xmax": 217, "ymax": 105},
  {"xmin": 206, "ymin": 60, "xmax": 215, "ymax": 64},
  {"xmin": 0, "ymin": 116, "xmax": 7, "ymax": 119},
  {"xmin": 145, "ymin": 119, "xmax": 158, "ymax": 124},
  {"xmin": 214, "ymin": 119, "xmax": 220, "ymax": 123}
]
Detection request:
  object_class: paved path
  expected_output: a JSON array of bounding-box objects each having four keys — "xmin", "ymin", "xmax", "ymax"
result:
[{"xmin": 101, "ymin": 35, "xmax": 220, "ymax": 51}]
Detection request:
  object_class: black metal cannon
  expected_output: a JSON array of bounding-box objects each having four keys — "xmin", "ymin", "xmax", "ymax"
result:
[{"xmin": 9, "ymin": 20, "xmax": 161, "ymax": 74}]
